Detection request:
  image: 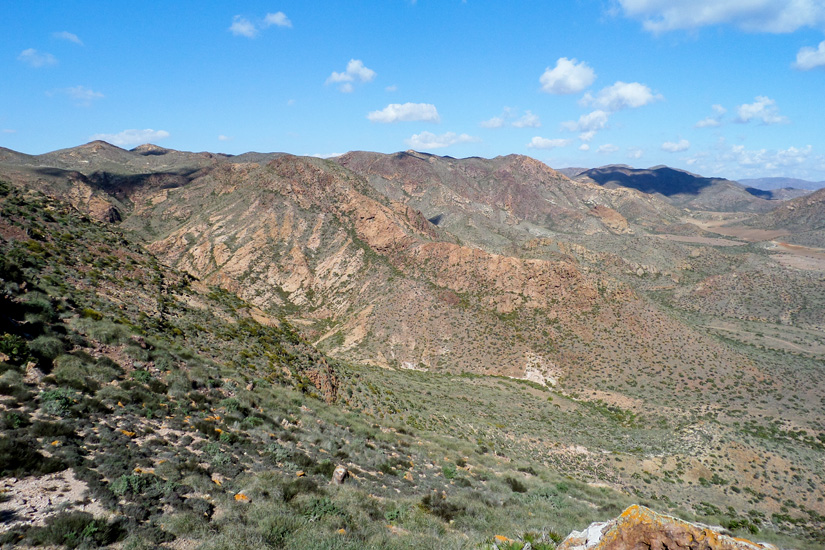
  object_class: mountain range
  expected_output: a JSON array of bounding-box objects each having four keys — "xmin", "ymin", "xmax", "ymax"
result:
[{"xmin": 1, "ymin": 142, "xmax": 824, "ymax": 548}]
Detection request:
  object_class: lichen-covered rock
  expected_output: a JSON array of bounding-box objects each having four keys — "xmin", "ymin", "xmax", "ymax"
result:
[{"xmin": 558, "ymin": 505, "xmax": 779, "ymax": 550}]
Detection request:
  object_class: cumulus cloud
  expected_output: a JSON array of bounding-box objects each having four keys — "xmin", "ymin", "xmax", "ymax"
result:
[
  {"xmin": 326, "ymin": 59, "xmax": 376, "ymax": 92},
  {"xmin": 695, "ymin": 104, "xmax": 727, "ymax": 128},
  {"xmin": 794, "ymin": 40, "xmax": 825, "ymax": 70},
  {"xmin": 561, "ymin": 110, "xmax": 610, "ymax": 135},
  {"xmin": 263, "ymin": 12, "xmax": 292, "ymax": 28},
  {"xmin": 18, "ymin": 48, "xmax": 57, "ymax": 67},
  {"xmin": 526, "ymin": 137, "xmax": 571, "ymax": 149},
  {"xmin": 90, "ymin": 129, "xmax": 170, "ymax": 147},
  {"xmin": 368, "ymin": 103, "xmax": 440, "ymax": 123},
  {"xmin": 481, "ymin": 108, "xmax": 540, "ymax": 129},
  {"xmin": 616, "ymin": 0, "xmax": 825, "ymax": 33},
  {"xmin": 685, "ymin": 139, "xmax": 822, "ymax": 178},
  {"xmin": 540, "ymin": 57, "xmax": 596, "ymax": 94},
  {"xmin": 728, "ymin": 144, "xmax": 813, "ymax": 170},
  {"xmin": 627, "ymin": 147, "xmax": 644, "ymax": 159},
  {"xmin": 229, "ymin": 16, "xmax": 257, "ymax": 37},
  {"xmin": 597, "ymin": 144, "xmax": 619, "ymax": 154},
  {"xmin": 230, "ymin": 12, "xmax": 291, "ymax": 37},
  {"xmin": 49, "ymin": 85, "xmax": 104, "ymax": 106},
  {"xmin": 581, "ymin": 81, "xmax": 662, "ymax": 111},
  {"xmin": 405, "ymin": 131, "xmax": 479, "ymax": 149},
  {"xmin": 480, "ymin": 115, "xmax": 506, "ymax": 129},
  {"xmin": 735, "ymin": 96, "xmax": 788, "ymax": 124},
  {"xmin": 512, "ymin": 111, "xmax": 541, "ymax": 128},
  {"xmin": 53, "ymin": 31, "xmax": 82, "ymax": 45},
  {"xmin": 579, "ymin": 143, "xmax": 590, "ymax": 151},
  {"xmin": 661, "ymin": 139, "xmax": 690, "ymax": 152}
]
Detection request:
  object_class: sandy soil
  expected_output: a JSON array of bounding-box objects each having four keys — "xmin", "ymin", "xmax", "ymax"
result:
[{"xmin": 0, "ymin": 469, "xmax": 108, "ymax": 533}]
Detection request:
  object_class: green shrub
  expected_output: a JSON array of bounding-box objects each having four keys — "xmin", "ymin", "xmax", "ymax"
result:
[
  {"xmin": 420, "ymin": 493, "xmax": 465, "ymax": 522},
  {"xmin": 27, "ymin": 511, "xmax": 124, "ymax": 549},
  {"xmin": 442, "ymin": 462, "xmax": 458, "ymax": 480},
  {"xmin": 0, "ymin": 333, "xmax": 29, "ymax": 364},
  {"xmin": 40, "ymin": 387, "xmax": 78, "ymax": 417},
  {"xmin": 504, "ymin": 476, "xmax": 528, "ymax": 493},
  {"xmin": 28, "ymin": 335, "xmax": 64, "ymax": 362},
  {"xmin": 0, "ymin": 434, "xmax": 66, "ymax": 477}
]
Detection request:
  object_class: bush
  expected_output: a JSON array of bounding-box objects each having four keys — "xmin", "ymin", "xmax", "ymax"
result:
[
  {"xmin": 28, "ymin": 335, "xmax": 65, "ymax": 362},
  {"xmin": 420, "ymin": 493, "xmax": 465, "ymax": 522},
  {"xmin": 0, "ymin": 434, "xmax": 66, "ymax": 477},
  {"xmin": 40, "ymin": 387, "xmax": 78, "ymax": 417},
  {"xmin": 504, "ymin": 476, "xmax": 528, "ymax": 493},
  {"xmin": 0, "ymin": 333, "xmax": 29, "ymax": 364},
  {"xmin": 27, "ymin": 511, "xmax": 125, "ymax": 549}
]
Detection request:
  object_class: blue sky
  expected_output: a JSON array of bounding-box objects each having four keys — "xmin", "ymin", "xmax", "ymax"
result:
[{"xmin": 2, "ymin": 1, "xmax": 825, "ymax": 180}]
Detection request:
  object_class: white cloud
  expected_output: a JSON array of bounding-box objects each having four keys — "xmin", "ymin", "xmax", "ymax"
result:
[
  {"xmin": 312, "ymin": 152, "xmax": 344, "ymax": 159},
  {"xmin": 581, "ymin": 81, "xmax": 662, "ymax": 111},
  {"xmin": 263, "ymin": 12, "xmax": 292, "ymax": 28},
  {"xmin": 405, "ymin": 131, "xmax": 479, "ymax": 149},
  {"xmin": 229, "ymin": 16, "xmax": 258, "ymax": 37},
  {"xmin": 230, "ymin": 12, "xmax": 292, "ymax": 37},
  {"xmin": 90, "ymin": 129, "xmax": 170, "ymax": 147},
  {"xmin": 368, "ymin": 103, "xmax": 440, "ymax": 123},
  {"xmin": 527, "ymin": 137, "xmax": 571, "ymax": 149},
  {"xmin": 218, "ymin": 135, "xmax": 232, "ymax": 141},
  {"xmin": 661, "ymin": 139, "xmax": 690, "ymax": 152},
  {"xmin": 579, "ymin": 143, "xmax": 590, "ymax": 151},
  {"xmin": 794, "ymin": 40, "xmax": 825, "ymax": 70},
  {"xmin": 735, "ymin": 96, "xmax": 788, "ymax": 124},
  {"xmin": 50, "ymin": 85, "xmax": 104, "ymax": 106},
  {"xmin": 326, "ymin": 59, "xmax": 376, "ymax": 92},
  {"xmin": 685, "ymin": 139, "xmax": 822, "ymax": 178},
  {"xmin": 540, "ymin": 57, "xmax": 596, "ymax": 94},
  {"xmin": 2, "ymin": 129, "xmax": 16, "ymax": 134},
  {"xmin": 695, "ymin": 104, "xmax": 727, "ymax": 128},
  {"xmin": 512, "ymin": 110, "xmax": 541, "ymax": 128},
  {"xmin": 53, "ymin": 31, "xmax": 82, "ymax": 45},
  {"xmin": 481, "ymin": 108, "xmax": 540, "ymax": 129},
  {"xmin": 727, "ymin": 144, "xmax": 813, "ymax": 170},
  {"xmin": 480, "ymin": 116, "xmax": 506, "ymax": 129},
  {"xmin": 18, "ymin": 48, "xmax": 57, "ymax": 67},
  {"xmin": 597, "ymin": 144, "xmax": 619, "ymax": 154},
  {"xmin": 561, "ymin": 110, "xmax": 610, "ymax": 134},
  {"xmin": 385, "ymin": 84, "xmax": 398, "ymax": 92},
  {"xmin": 617, "ymin": 0, "xmax": 825, "ymax": 33},
  {"xmin": 627, "ymin": 147, "xmax": 644, "ymax": 159}
]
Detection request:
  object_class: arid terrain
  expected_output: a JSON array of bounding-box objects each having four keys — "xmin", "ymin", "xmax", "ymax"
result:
[{"xmin": 1, "ymin": 142, "xmax": 823, "ymax": 549}]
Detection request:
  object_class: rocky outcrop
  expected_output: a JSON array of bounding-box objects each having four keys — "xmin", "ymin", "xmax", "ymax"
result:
[{"xmin": 558, "ymin": 505, "xmax": 779, "ymax": 550}]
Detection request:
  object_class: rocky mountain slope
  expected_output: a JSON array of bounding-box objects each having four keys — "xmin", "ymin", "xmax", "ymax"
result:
[
  {"xmin": 576, "ymin": 165, "xmax": 776, "ymax": 212},
  {"xmin": 743, "ymin": 187, "xmax": 825, "ymax": 248}
]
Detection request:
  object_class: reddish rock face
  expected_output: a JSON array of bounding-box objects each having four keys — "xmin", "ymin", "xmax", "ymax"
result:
[{"xmin": 558, "ymin": 505, "xmax": 779, "ymax": 550}]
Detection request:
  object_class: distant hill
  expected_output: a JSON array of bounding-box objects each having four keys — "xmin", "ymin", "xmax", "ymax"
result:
[
  {"xmin": 556, "ymin": 167, "xmax": 590, "ymax": 178},
  {"xmin": 747, "ymin": 186, "xmax": 825, "ymax": 247},
  {"xmin": 576, "ymin": 164, "xmax": 776, "ymax": 212},
  {"xmin": 739, "ymin": 176, "xmax": 825, "ymax": 191},
  {"xmin": 743, "ymin": 186, "xmax": 812, "ymax": 201}
]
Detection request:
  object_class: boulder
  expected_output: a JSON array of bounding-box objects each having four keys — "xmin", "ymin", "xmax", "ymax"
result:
[
  {"xmin": 332, "ymin": 465, "xmax": 349, "ymax": 485},
  {"xmin": 558, "ymin": 505, "xmax": 779, "ymax": 550}
]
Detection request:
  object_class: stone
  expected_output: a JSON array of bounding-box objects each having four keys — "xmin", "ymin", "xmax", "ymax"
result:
[{"xmin": 332, "ymin": 465, "xmax": 349, "ymax": 485}]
